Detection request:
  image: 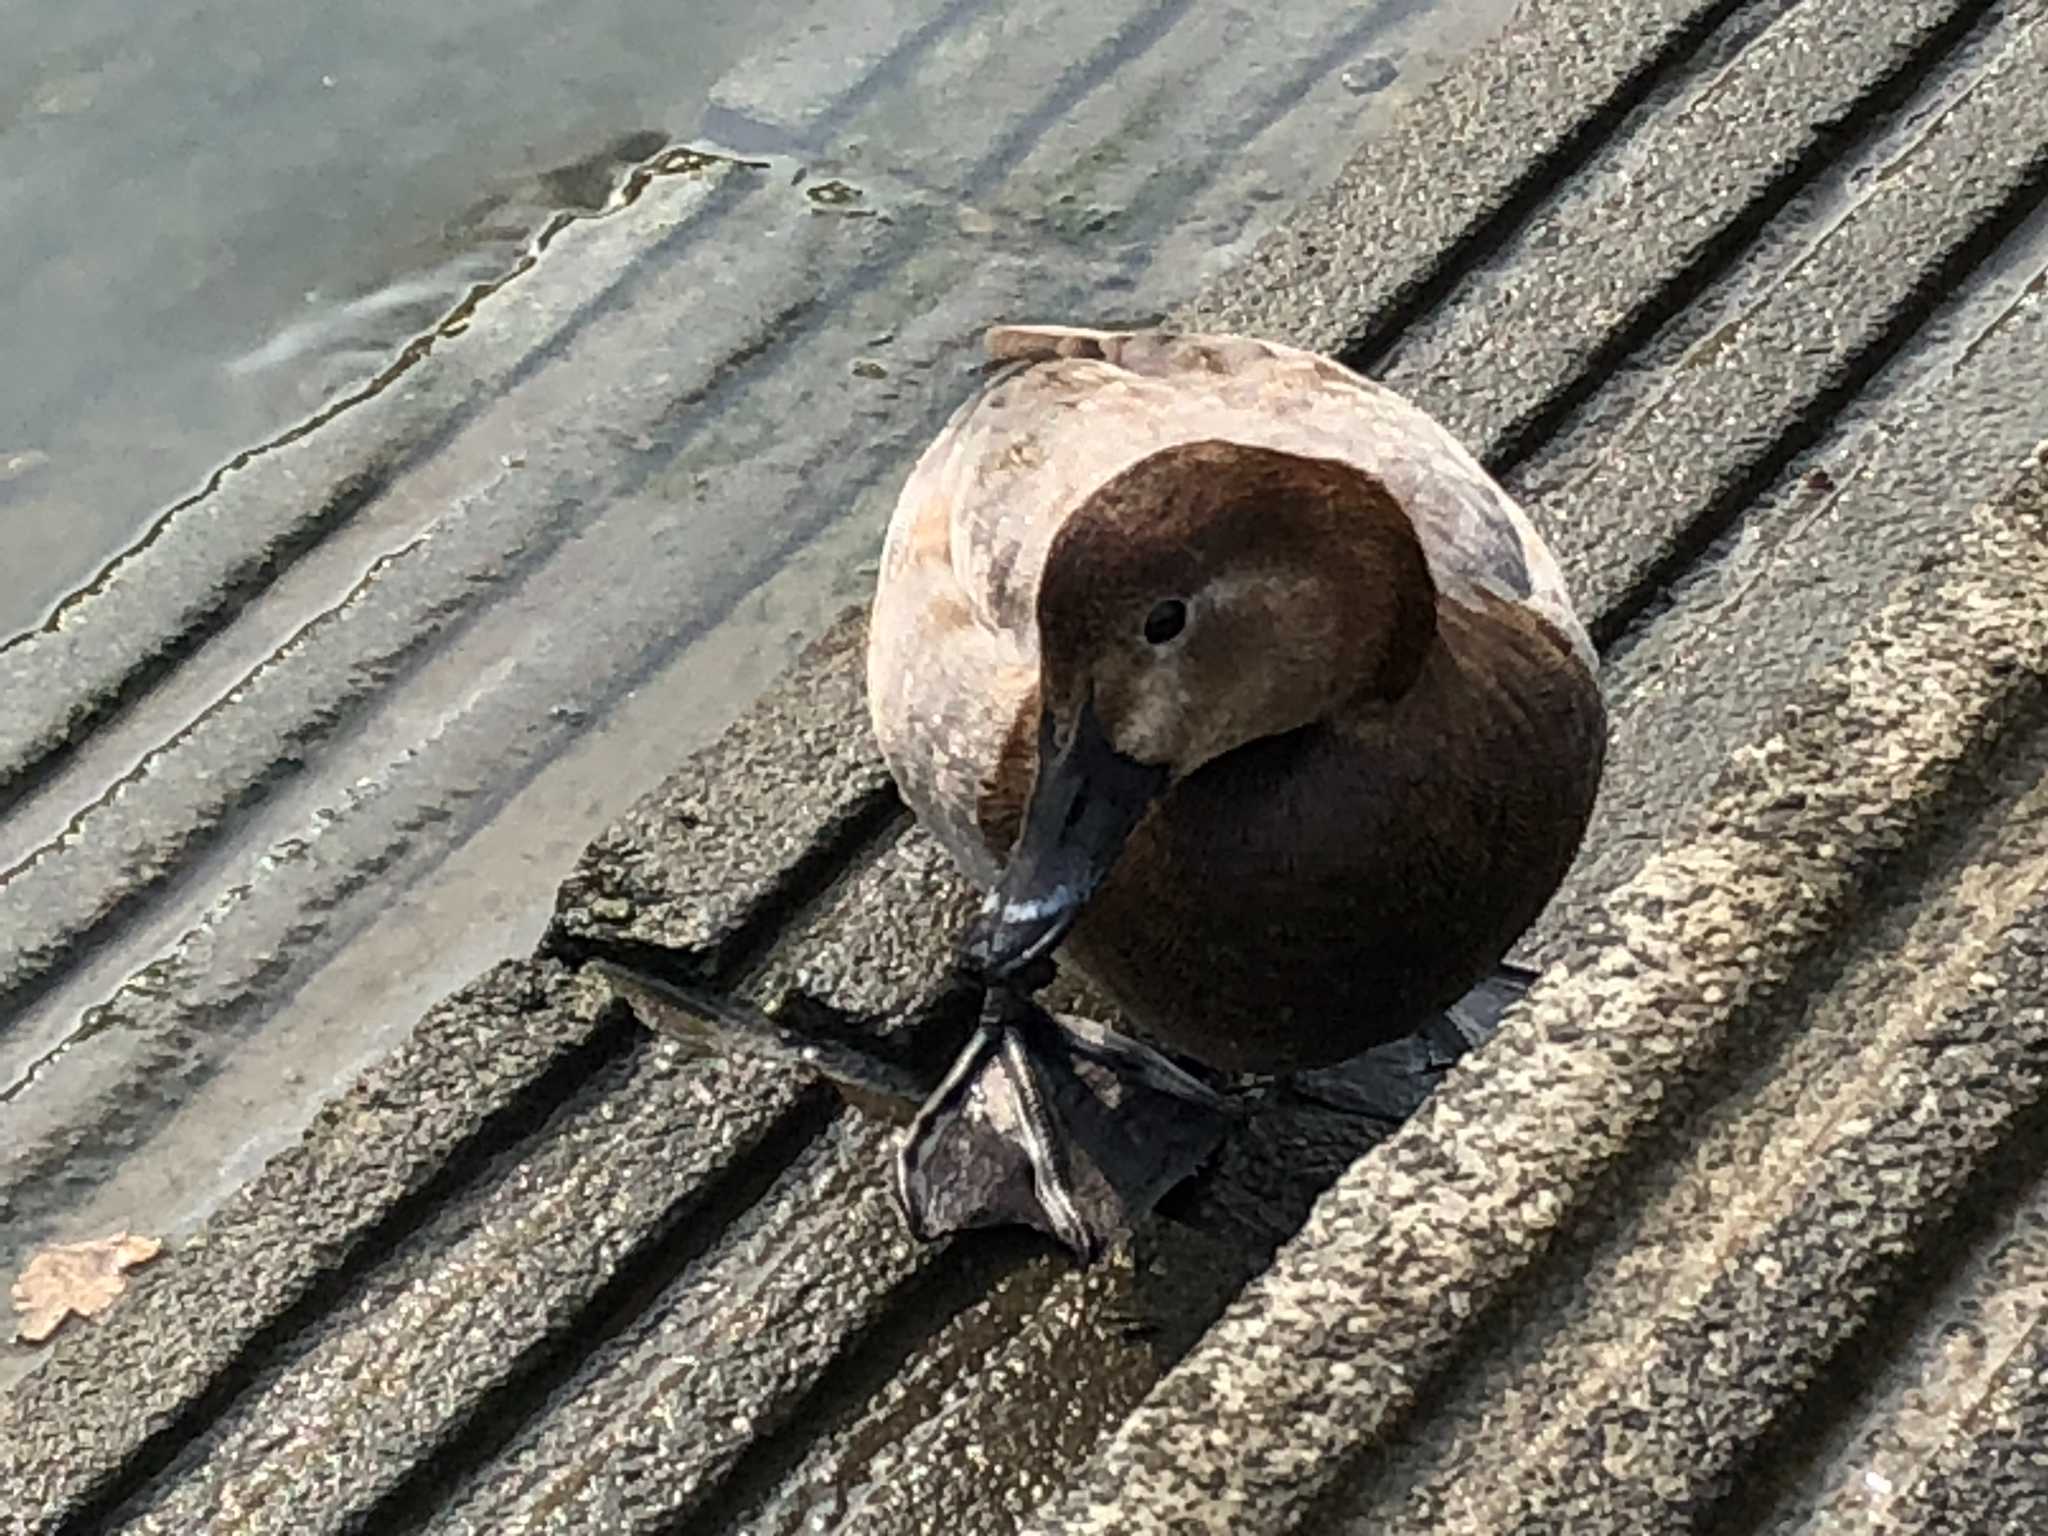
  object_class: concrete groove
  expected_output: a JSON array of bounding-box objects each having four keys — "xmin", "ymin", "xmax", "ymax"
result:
[
  {"xmin": 387, "ymin": 831, "xmax": 1003, "ymax": 1536},
  {"xmin": 1218, "ymin": 1, "xmax": 1439, "ymax": 166},
  {"xmin": 5, "ymin": 966, "xmax": 640, "ymax": 1536},
  {"xmin": 0, "ymin": 160, "xmax": 762, "ymax": 814},
  {"xmin": 741, "ymin": 0, "xmax": 1011, "ymax": 153},
  {"xmin": 1334, "ymin": 0, "xmax": 1768, "ymax": 372},
  {"xmin": 1470, "ymin": 0, "xmax": 2005, "ymax": 481},
  {"xmin": 341, "ymin": 1084, "xmax": 849, "ymax": 1536},
  {"xmin": 63, "ymin": 1045, "xmax": 835, "ymax": 1529},
  {"xmin": 708, "ymin": 1220, "xmax": 1262, "ymax": 1536},
  {"xmin": 1325, "ymin": 821, "xmax": 2048, "ymax": 1527},
  {"xmin": 1324, "ymin": 694, "xmax": 2048, "ymax": 1534},
  {"xmin": 1565, "ymin": 198, "xmax": 2048, "ymax": 672},
  {"xmin": 0, "ymin": 488, "xmax": 583, "ymax": 1028},
  {"xmin": 967, "ymin": 0, "xmax": 1201, "ymax": 188},
  {"xmin": 1265, "ymin": 0, "xmax": 1769, "ymax": 368},
  {"xmin": 27, "ymin": 643, "xmax": 932, "ymax": 1533},
  {"xmin": 97, "ymin": 1036, "xmax": 845, "ymax": 1534},
  {"xmin": 0, "ymin": 267, "xmax": 915, "ymax": 1282},
  {"xmin": 1543, "ymin": 9, "xmax": 2048, "ymax": 642},
  {"xmin": 1358, "ymin": 0, "xmax": 2048, "ymax": 635},
  {"xmin": 1870, "ymin": 1258, "xmax": 2048, "ymax": 1535},
  {"xmin": 426, "ymin": 826, "xmax": 1046, "ymax": 1536},
  {"xmin": 1499, "ymin": 58, "xmax": 2048, "ymax": 536},
  {"xmin": 50, "ymin": 727, "xmax": 936, "ymax": 1535},
  {"xmin": 0, "ymin": 461, "xmax": 391, "ymax": 821},
  {"xmin": 1341, "ymin": 746, "xmax": 2048, "ymax": 1533},
  {"xmin": 1513, "ymin": 291, "xmax": 2048, "ymax": 1121},
  {"xmin": 1697, "ymin": 1101, "xmax": 2048, "ymax": 1534},
  {"xmin": 553, "ymin": 1217, "xmax": 1051, "ymax": 1536},
  {"xmin": 0, "ymin": 166, "xmax": 788, "ymax": 877},
  {"xmin": 1584, "ymin": 162, "xmax": 2048, "ymax": 653},
  {"xmin": 542, "ymin": 794, "xmax": 913, "ymax": 995}
]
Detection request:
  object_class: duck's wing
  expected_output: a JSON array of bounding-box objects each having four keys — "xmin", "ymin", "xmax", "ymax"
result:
[
  {"xmin": 867, "ymin": 375, "xmax": 1045, "ymax": 888},
  {"xmin": 979, "ymin": 325, "xmax": 1596, "ymax": 669}
]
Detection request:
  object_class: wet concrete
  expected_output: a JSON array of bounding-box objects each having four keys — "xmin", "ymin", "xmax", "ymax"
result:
[
  {"xmin": 4, "ymin": 0, "xmax": 2048, "ymax": 1529},
  {"xmin": 0, "ymin": 0, "xmax": 1514, "ymax": 1328}
]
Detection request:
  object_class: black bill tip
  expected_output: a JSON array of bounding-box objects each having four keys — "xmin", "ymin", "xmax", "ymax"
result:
[{"xmin": 961, "ymin": 699, "xmax": 1166, "ymax": 983}]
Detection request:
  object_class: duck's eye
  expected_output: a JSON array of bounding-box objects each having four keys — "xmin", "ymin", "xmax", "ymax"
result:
[{"xmin": 1142, "ymin": 598, "xmax": 1188, "ymax": 647}]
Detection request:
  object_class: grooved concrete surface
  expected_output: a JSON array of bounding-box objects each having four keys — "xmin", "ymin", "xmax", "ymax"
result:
[
  {"xmin": 0, "ymin": 0, "xmax": 1512, "ymax": 1330},
  {"xmin": 6, "ymin": 0, "xmax": 2048, "ymax": 1531}
]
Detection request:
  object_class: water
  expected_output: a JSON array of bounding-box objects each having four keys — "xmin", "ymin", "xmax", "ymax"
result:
[
  {"xmin": 1, "ymin": 0, "xmax": 762, "ymax": 638},
  {"xmin": 0, "ymin": 0, "xmax": 1517, "ymax": 643}
]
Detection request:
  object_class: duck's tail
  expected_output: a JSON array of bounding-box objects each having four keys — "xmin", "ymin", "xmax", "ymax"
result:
[{"xmin": 983, "ymin": 322, "xmax": 1120, "ymax": 363}]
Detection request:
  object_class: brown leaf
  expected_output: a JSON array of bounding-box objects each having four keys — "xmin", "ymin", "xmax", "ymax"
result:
[{"xmin": 11, "ymin": 1233, "xmax": 163, "ymax": 1343}]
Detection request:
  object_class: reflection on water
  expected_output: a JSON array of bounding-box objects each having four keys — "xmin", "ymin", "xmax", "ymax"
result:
[
  {"xmin": 0, "ymin": 0, "xmax": 1511, "ymax": 641},
  {"xmin": 0, "ymin": 0, "xmax": 756, "ymax": 640}
]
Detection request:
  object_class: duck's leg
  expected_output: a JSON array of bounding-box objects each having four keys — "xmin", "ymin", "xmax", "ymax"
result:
[
  {"xmin": 1439, "ymin": 960, "xmax": 1539, "ymax": 1051},
  {"xmin": 893, "ymin": 1010, "xmax": 1005, "ymax": 1220},
  {"xmin": 596, "ymin": 957, "xmax": 1219, "ymax": 1259}
]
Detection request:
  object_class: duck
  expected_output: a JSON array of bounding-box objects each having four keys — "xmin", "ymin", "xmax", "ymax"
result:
[{"xmin": 867, "ymin": 325, "xmax": 1606, "ymax": 1258}]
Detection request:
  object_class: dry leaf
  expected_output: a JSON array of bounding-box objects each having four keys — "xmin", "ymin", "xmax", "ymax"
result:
[{"xmin": 11, "ymin": 1233, "xmax": 163, "ymax": 1343}]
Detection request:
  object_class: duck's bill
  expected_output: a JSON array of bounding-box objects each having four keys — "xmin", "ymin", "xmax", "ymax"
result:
[{"xmin": 962, "ymin": 700, "xmax": 1167, "ymax": 982}]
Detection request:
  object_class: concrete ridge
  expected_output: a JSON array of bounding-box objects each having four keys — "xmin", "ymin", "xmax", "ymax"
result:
[
  {"xmin": 0, "ymin": 961, "xmax": 625, "ymax": 1527},
  {"xmin": 1179, "ymin": 0, "xmax": 1761, "ymax": 358}
]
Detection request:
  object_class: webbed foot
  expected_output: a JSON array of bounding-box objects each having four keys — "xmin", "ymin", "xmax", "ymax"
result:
[{"xmin": 895, "ymin": 988, "xmax": 1235, "ymax": 1262}]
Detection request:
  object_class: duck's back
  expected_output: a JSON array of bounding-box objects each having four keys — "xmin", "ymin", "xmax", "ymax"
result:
[{"xmin": 896, "ymin": 327, "xmax": 1589, "ymax": 657}]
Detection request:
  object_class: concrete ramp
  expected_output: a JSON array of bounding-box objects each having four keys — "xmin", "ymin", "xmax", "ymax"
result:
[{"xmin": 5, "ymin": 0, "xmax": 2048, "ymax": 1531}]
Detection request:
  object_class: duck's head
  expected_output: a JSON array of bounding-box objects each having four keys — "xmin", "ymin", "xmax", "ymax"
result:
[{"xmin": 964, "ymin": 438, "xmax": 1437, "ymax": 981}]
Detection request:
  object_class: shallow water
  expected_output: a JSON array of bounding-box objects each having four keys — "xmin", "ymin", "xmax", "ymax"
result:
[
  {"xmin": 1, "ymin": 0, "xmax": 762, "ymax": 638},
  {"xmin": 0, "ymin": 0, "xmax": 1514, "ymax": 642}
]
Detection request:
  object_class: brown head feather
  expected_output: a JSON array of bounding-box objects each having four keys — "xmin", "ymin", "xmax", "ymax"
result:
[{"xmin": 1032, "ymin": 440, "xmax": 1436, "ymax": 775}]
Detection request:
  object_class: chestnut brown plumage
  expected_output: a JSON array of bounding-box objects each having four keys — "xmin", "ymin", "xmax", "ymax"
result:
[{"xmin": 868, "ymin": 325, "xmax": 1606, "ymax": 1256}]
